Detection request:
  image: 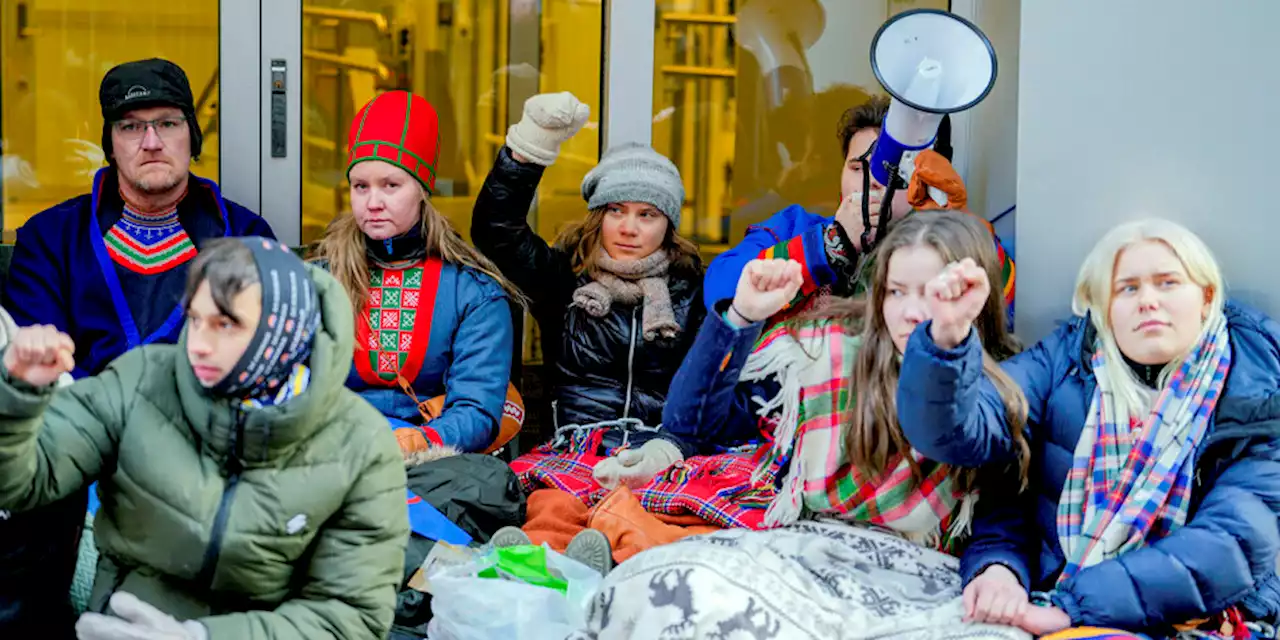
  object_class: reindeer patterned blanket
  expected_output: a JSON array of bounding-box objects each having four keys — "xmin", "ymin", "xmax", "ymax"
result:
[{"xmin": 567, "ymin": 520, "xmax": 1031, "ymax": 640}]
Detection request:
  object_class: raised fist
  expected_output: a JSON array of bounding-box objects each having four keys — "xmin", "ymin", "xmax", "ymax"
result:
[
  {"xmin": 3, "ymin": 325, "xmax": 75, "ymax": 388},
  {"xmin": 506, "ymin": 92, "xmax": 591, "ymax": 166},
  {"xmin": 730, "ymin": 259, "xmax": 804, "ymax": 325},
  {"xmin": 925, "ymin": 257, "xmax": 990, "ymax": 349}
]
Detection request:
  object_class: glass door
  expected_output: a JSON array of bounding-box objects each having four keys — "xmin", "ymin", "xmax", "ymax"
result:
[{"xmin": 650, "ymin": 0, "xmax": 952, "ymax": 254}]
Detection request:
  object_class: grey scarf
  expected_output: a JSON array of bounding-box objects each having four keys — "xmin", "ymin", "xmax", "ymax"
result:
[{"xmin": 572, "ymin": 249, "xmax": 679, "ymax": 341}]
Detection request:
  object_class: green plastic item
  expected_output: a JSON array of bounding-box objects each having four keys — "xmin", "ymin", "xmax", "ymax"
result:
[{"xmin": 476, "ymin": 545, "xmax": 569, "ymax": 595}]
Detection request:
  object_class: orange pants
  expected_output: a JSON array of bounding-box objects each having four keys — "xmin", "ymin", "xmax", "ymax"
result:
[{"xmin": 522, "ymin": 487, "xmax": 721, "ymax": 563}]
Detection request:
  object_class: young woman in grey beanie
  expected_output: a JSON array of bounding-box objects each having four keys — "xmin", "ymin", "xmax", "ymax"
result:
[{"xmin": 471, "ymin": 92, "xmax": 707, "ymax": 572}]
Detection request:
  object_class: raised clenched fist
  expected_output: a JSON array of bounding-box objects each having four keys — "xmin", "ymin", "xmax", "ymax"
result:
[
  {"xmin": 3, "ymin": 324, "xmax": 76, "ymax": 388},
  {"xmin": 925, "ymin": 257, "xmax": 990, "ymax": 349},
  {"xmin": 506, "ymin": 92, "xmax": 591, "ymax": 166},
  {"xmin": 729, "ymin": 259, "xmax": 804, "ymax": 326}
]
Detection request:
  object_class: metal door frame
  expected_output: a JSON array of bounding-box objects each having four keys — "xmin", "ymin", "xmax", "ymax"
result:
[
  {"xmin": 221, "ymin": 1, "xmax": 656, "ymax": 246},
  {"xmin": 220, "ymin": 0, "xmax": 302, "ymax": 246}
]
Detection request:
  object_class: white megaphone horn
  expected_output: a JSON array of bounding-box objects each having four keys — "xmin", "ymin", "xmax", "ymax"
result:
[{"xmin": 867, "ymin": 9, "xmax": 997, "ymax": 186}]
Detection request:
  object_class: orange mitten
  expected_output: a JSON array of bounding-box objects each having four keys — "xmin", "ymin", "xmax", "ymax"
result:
[
  {"xmin": 395, "ymin": 424, "xmax": 443, "ymax": 457},
  {"xmin": 906, "ymin": 149, "xmax": 968, "ymax": 211}
]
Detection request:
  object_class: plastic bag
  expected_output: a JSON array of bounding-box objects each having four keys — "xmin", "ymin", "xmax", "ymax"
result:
[{"xmin": 425, "ymin": 544, "xmax": 602, "ymax": 640}]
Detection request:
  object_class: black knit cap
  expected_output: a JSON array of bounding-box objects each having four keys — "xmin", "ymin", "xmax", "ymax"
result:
[{"xmin": 99, "ymin": 58, "xmax": 203, "ymax": 161}]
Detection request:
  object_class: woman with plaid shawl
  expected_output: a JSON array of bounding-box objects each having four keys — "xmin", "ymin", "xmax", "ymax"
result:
[
  {"xmin": 569, "ymin": 211, "xmax": 1035, "ymax": 639},
  {"xmin": 899, "ymin": 219, "xmax": 1280, "ymax": 638}
]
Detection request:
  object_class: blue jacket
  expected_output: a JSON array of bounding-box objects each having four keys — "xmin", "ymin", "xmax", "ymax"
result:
[
  {"xmin": 3, "ymin": 170, "xmax": 274, "ymax": 377},
  {"xmin": 897, "ymin": 303, "xmax": 1280, "ymax": 631},
  {"xmin": 659, "ymin": 303, "xmax": 780, "ymax": 457},
  {"xmin": 703, "ymin": 205, "xmax": 836, "ymax": 310},
  {"xmin": 343, "ymin": 263, "xmax": 513, "ymax": 453},
  {"xmin": 704, "ymin": 205, "xmax": 1016, "ymax": 326}
]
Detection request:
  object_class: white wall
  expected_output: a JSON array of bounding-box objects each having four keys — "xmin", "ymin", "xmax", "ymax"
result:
[
  {"xmin": 1015, "ymin": 0, "xmax": 1280, "ymax": 342},
  {"xmin": 951, "ymin": 0, "xmax": 1019, "ymax": 224}
]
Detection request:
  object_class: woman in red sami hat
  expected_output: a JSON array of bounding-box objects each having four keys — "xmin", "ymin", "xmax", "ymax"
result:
[{"xmin": 313, "ymin": 90, "xmax": 524, "ymax": 458}]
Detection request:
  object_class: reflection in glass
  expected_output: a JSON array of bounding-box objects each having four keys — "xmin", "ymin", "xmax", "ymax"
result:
[
  {"xmin": 0, "ymin": 1, "xmax": 221, "ymax": 234},
  {"xmin": 652, "ymin": 0, "xmax": 949, "ymax": 255},
  {"xmin": 300, "ymin": 0, "xmax": 602, "ymax": 249}
]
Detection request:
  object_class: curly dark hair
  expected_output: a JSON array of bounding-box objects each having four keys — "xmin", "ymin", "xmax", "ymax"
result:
[
  {"xmin": 837, "ymin": 96, "xmax": 890, "ymax": 158},
  {"xmin": 835, "ymin": 95, "xmax": 952, "ymax": 161}
]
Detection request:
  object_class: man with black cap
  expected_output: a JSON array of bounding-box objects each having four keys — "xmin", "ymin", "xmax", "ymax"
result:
[
  {"xmin": 0, "ymin": 58, "xmax": 274, "ymax": 637},
  {"xmin": 4, "ymin": 57, "xmax": 275, "ymax": 377}
]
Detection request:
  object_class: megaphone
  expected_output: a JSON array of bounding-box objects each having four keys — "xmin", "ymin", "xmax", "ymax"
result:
[{"xmin": 867, "ymin": 9, "xmax": 997, "ymax": 186}]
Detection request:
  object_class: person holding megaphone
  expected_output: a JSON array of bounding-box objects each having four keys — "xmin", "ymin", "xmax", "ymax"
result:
[
  {"xmin": 701, "ymin": 97, "xmax": 1014, "ymax": 332},
  {"xmin": 703, "ymin": 8, "xmax": 1016, "ymax": 332}
]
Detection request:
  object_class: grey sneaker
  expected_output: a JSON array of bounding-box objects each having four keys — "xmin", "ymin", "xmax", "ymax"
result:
[
  {"xmin": 490, "ymin": 526, "xmax": 533, "ymax": 548},
  {"xmin": 565, "ymin": 528, "xmax": 613, "ymax": 576}
]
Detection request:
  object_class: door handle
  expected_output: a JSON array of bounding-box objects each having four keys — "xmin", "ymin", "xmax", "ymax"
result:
[
  {"xmin": 17, "ymin": 2, "xmax": 42, "ymax": 38},
  {"xmin": 270, "ymin": 59, "xmax": 287, "ymax": 158}
]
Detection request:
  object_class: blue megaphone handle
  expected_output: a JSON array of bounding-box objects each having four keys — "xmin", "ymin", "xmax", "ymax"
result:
[
  {"xmin": 869, "ymin": 127, "xmax": 936, "ymax": 186},
  {"xmin": 406, "ymin": 489, "xmax": 473, "ymax": 546},
  {"xmin": 87, "ymin": 482, "xmax": 100, "ymax": 516}
]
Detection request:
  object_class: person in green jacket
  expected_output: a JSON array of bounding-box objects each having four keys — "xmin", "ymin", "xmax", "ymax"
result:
[{"xmin": 0, "ymin": 236, "xmax": 409, "ymax": 640}]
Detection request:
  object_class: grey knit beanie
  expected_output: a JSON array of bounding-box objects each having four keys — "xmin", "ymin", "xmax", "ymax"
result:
[{"xmin": 581, "ymin": 143, "xmax": 684, "ymax": 227}]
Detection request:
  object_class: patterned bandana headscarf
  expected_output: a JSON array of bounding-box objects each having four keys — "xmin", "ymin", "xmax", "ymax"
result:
[{"xmin": 206, "ymin": 237, "xmax": 322, "ymax": 407}]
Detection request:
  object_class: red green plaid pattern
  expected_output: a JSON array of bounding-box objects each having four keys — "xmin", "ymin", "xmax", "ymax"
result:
[
  {"xmin": 511, "ymin": 436, "xmax": 779, "ymax": 530},
  {"xmin": 746, "ymin": 319, "xmax": 967, "ymax": 549}
]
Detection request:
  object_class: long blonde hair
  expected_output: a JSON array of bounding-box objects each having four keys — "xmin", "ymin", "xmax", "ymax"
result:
[
  {"xmin": 803, "ymin": 211, "xmax": 1030, "ymax": 491},
  {"xmin": 553, "ymin": 208, "xmax": 703, "ymax": 281},
  {"xmin": 1072, "ymin": 218, "xmax": 1225, "ymax": 418},
  {"xmin": 314, "ymin": 194, "xmax": 527, "ymax": 315}
]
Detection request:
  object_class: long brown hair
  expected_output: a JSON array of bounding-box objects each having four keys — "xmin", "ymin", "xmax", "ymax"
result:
[
  {"xmin": 553, "ymin": 208, "xmax": 703, "ymax": 281},
  {"xmin": 804, "ymin": 211, "xmax": 1030, "ymax": 492},
  {"xmin": 314, "ymin": 195, "xmax": 527, "ymax": 315}
]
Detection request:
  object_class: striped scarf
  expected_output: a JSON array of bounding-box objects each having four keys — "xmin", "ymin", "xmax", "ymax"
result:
[
  {"xmin": 1056, "ymin": 314, "xmax": 1231, "ymax": 582},
  {"xmin": 740, "ymin": 319, "xmax": 973, "ymax": 551}
]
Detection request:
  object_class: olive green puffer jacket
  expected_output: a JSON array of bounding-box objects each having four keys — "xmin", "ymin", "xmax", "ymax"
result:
[{"xmin": 0, "ymin": 265, "xmax": 409, "ymax": 639}]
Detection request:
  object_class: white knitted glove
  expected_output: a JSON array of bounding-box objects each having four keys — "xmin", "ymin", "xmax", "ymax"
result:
[
  {"xmin": 593, "ymin": 438, "xmax": 683, "ymax": 490},
  {"xmin": 505, "ymin": 92, "xmax": 590, "ymax": 166},
  {"xmin": 75, "ymin": 592, "xmax": 208, "ymax": 640}
]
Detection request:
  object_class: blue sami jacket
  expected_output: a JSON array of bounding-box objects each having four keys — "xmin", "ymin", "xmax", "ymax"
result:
[
  {"xmin": 343, "ymin": 263, "xmax": 513, "ymax": 453},
  {"xmin": 3, "ymin": 169, "xmax": 274, "ymax": 377}
]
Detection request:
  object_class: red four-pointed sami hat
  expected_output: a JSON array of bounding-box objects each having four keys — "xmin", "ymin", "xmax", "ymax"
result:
[{"xmin": 347, "ymin": 90, "xmax": 441, "ymax": 194}]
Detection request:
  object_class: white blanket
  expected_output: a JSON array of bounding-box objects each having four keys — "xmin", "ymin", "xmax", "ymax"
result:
[{"xmin": 568, "ymin": 520, "xmax": 1031, "ymax": 640}]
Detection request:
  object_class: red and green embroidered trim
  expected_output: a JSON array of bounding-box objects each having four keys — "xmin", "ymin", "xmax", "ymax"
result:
[{"xmin": 105, "ymin": 207, "xmax": 196, "ymax": 275}]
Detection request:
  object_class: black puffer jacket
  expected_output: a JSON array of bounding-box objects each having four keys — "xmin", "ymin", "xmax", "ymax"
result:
[{"xmin": 471, "ymin": 147, "xmax": 705, "ymax": 436}]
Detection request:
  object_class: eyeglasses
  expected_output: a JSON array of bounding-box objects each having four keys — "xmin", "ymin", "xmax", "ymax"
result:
[{"xmin": 112, "ymin": 116, "xmax": 188, "ymax": 143}]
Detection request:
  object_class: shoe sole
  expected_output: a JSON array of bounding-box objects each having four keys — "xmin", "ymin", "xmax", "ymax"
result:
[
  {"xmin": 565, "ymin": 528, "xmax": 613, "ymax": 576},
  {"xmin": 490, "ymin": 526, "xmax": 533, "ymax": 548}
]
